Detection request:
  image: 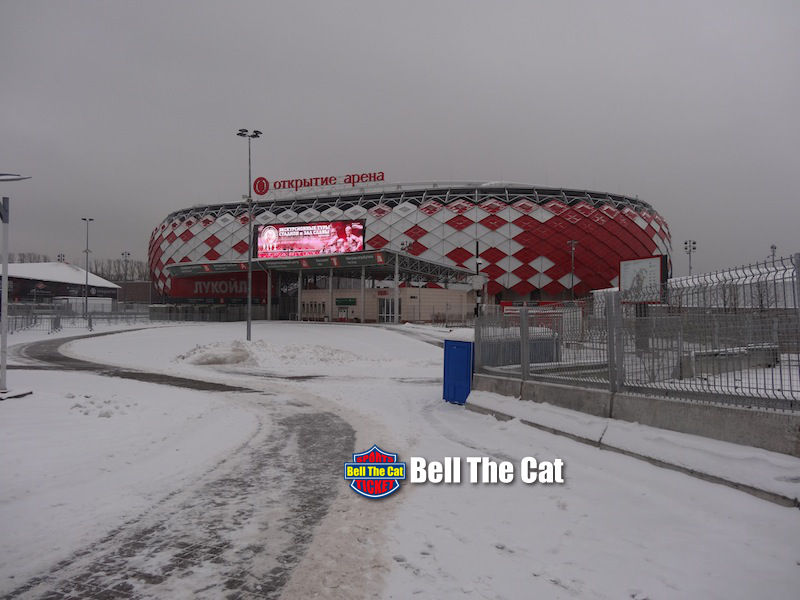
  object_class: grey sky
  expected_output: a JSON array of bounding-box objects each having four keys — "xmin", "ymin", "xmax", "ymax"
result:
[{"xmin": 1, "ymin": 0, "xmax": 798, "ymax": 276}]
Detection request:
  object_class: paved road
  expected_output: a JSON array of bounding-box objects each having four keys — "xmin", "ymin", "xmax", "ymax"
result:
[{"xmin": 3, "ymin": 332, "xmax": 355, "ymax": 600}]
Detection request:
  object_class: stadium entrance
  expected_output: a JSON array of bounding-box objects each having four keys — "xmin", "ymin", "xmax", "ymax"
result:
[{"xmin": 165, "ymin": 250, "xmax": 478, "ymax": 324}]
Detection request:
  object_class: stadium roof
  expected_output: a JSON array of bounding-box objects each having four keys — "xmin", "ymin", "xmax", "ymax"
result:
[
  {"xmin": 163, "ymin": 181, "xmax": 655, "ymax": 223},
  {"xmin": 7, "ymin": 262, "xmax": 120, "ymax": 289}
]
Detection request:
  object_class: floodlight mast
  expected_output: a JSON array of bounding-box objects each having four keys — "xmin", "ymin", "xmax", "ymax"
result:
[
  {"xmin": 236, "ymin": 129, "xmax": 261, "ymax": 341},
  {"xmin": 684, "ymin": 240, "xmax": 697, "ymax": 276}
]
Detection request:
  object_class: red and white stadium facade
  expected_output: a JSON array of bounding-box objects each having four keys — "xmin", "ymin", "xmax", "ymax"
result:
[{"xmin": 149, "ymin": 181, "xmax": 671, "ymax": 301}]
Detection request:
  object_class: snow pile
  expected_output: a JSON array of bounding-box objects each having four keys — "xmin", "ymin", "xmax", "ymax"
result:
[{"xmin": 176, "ymin": 340, "xmax": 256, "ymax": 365}]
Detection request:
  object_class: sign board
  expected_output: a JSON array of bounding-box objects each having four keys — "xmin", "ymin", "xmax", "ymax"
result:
[
  {"xmin": 335, "ymin": 298, "xmax": 357, "ymax": 306},
  {"xmin": 253, "ymin": 177, "xmax": 269, "ymax": 195},
  {"xmin": 619, "ymin": 255, "xmax": 668, "ymax": 303}
]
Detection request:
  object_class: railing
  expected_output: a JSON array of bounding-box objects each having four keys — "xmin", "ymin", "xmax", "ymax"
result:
[
  {"xmin": 6, "ymin": 304, "xmax": 155, "ymax": 334},
  {"xmin": 475, "ymin": 254, "xmax": 800, "ymax": 410}
]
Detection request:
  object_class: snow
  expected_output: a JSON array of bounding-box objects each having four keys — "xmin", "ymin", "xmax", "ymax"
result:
[
  {"xmin": 469, "ymin": 390, "xmax": 800, "ymax": 500},
  {"xmin": 2, "ymin": 321, "xmax": 800, "ymax": 599},
  {"xmin": 0, "ymin": 369, "xmax": 256, "ymax": 585}
]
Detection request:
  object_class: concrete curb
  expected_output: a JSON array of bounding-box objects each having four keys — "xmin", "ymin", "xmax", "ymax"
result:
[{"xmin": 465, "ymin": 402, "xmax": 800, "ymax": 509}]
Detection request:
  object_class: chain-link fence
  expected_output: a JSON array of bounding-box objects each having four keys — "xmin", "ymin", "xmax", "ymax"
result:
[{"xmin": 475, "ymin": 254, "xmax": 800, "ymax": 411}]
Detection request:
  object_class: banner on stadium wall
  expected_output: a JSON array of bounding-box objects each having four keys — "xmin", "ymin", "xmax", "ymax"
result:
[
  {"xmin": 169, "ymin": 273, "xmax": 268, "ymax": 299},
  {"xmin": 255, "ymin": 220, "xmax": 365, "ymax": 259}
]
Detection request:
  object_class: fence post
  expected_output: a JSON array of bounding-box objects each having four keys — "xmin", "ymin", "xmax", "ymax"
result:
[
  {"xmin": 795, "ymin": 254, "xmax": 800, "ymax": 333},
  {"xmin": 520, "ymin": 308, "xmax": 530, "ymax": 381},
  {"xmin": 607, "ymin": 290, "xmax": 624, "ymax": 393}
]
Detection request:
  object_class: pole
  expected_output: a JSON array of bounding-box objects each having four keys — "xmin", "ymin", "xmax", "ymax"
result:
[
  {"xmin": 238, "ymin": 129, "xmax": 261, "ymax": 338},
  {"xmin": 394, "ymin": 253, "xmax": 400, "ymax": 324},
  {"xmin": 568, "ymin": 240, "xmax": 578, "ymax": 301},
  {"xmin": 794, "ymin": 254, "xmax": 800, "ymax": 340},
  {"xmin": 475, "ymin": 240, "xmax": 482, "ymax": 318},
  {"xmin": 297, "ymin": 270, "xmax": 302, "ymax": 321},
  {"xmin": 360, "ymin": 265, "xmax": 366, "ymax": 323},
  {"xmin": 266, "ymin": 269, "xmax": 272, "ymax": 321},
  {"xmin": 1, "ymin": 198, "xmax": 9, "ymax": 391},
  {"xmin": 328, "ymin": 267, "xmax": 334, "ymax": 322},
  {"xmin": 121, "ymin": 251, "xmax": 129, "ymax": 305},
  {"xmin": 246, "ymin": 134, "xmax": 253, "ymax": 341},
  {"xmin": 82, "ymin": 218, "xmax": 93, "ymax": 317}
]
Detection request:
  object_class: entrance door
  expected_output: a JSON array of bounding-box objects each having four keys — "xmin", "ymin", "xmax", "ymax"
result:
[
  {"xmin": 338, "ymin": 307, "xmax": 348, "ymax": 322},
  {"xmin": 378, "ymin": 297, "xmax": 400, "ymax": 323}
]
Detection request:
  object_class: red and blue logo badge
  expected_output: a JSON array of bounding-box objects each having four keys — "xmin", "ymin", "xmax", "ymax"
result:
[{"xmin": 344, "ymin": 445, "xmax": 406, "ymax": 499}]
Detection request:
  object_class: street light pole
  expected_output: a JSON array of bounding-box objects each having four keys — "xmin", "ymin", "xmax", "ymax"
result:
[
  {"xmin": 121, "ymin": 251, "xmax": 130, "ymax": 305},
  {"xmin": 82, "ymin": 218, "xmax": 94, "ymax": 317},
  {"xmin": 684, "ymin": 240, "xmax": 697, "ymax": 276},
  {"xmin": 237, "ymin": 129, "xmax": 262, "ymax": 342},
  {"xmin": 568, "ymin": 240, "xmax": 578, "ymax": 301},
  {"xmin": 0, "ymin": 174, "xmax": 31, "ymax": 394},
  {"xmin": 1, "ymin": 197, "xmax": 9, "ymax": 392},
  {"xmin": 474, "ymin": 240, "xmax": 483, "ymax": 318}
]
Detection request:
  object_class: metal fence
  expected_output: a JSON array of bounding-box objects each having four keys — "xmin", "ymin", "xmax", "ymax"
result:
[
  {"xmin": 6, "ymin": 304, "xmax": 154, "ymax": 334},
  {"xmin": 475, "ymin": 254, "xmax": 800, "ymax": 410}
]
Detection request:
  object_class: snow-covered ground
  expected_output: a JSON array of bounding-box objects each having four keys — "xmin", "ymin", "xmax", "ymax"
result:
[{"xmin": 2, "ymin": 321, "xmax": 800, "ymax": 599}]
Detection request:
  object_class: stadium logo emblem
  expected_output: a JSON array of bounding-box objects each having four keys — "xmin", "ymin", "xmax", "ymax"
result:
[{"xmin": 344, "ymin": 445, "xmax": 406, "ymax": 499}]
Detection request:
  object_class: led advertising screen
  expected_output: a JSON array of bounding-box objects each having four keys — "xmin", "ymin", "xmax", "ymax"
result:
[{"xmin": 256, "ymin": 220, "xmax": 365, "ymax": 259}]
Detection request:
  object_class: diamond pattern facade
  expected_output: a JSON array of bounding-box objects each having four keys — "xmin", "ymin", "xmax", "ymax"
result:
[{"xmin": 150, "ymin": 183, "xmax": 672, "ymax": 299}]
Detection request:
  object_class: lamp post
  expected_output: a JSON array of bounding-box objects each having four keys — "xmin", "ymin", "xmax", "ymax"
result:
[
  {"xmin": 474, "ymin": 240, "xmax": 483, "ymax": 318},
  {"xmin": 0, "ymin": 197, "xmax": 10, "ymax": 392},
  {"xmin": 82, "ymin": 218, "xmax": 94, "ymax": 317},
  {"xmin": 1, "ymin": 174, "xmax": 31, "ymax": 393},
  {"xmin": 684, "ymin": 240, "xmax": 697, "ymax": 276},
  {"xmin": 121, "ymin": 251, "xmax": 130, "ymax": 305},
  {"xmin": 568, "ymin": 240, "xmax": 578, "ymax": 301},
  {"xmin": 237, "ymin": 128, "xmax": 262, "ymax": 342}
]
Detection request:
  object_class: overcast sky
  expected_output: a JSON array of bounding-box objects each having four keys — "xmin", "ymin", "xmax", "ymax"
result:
[{"xmin": 1, "ymin": 0, "xmax": 798, "ymax": 276}]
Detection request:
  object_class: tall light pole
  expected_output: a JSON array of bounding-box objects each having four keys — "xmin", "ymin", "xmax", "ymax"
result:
[
  {"xmin": 684, "ymin": 239, "xmax": 696, "ymax": 276},
  {"xmin": 82, "ymin": 217, "xmax": 94, "ymax": 317},
  {"xmin": 1, "ymin": 174, "xmax": 31, "ymax": 393},
  {"xmin": 474, "ymin": 240, "xmax": 483, "ymax": 318},
  {"xmin": 237, "ymin": 128, "xmax": 262, "ymax": 341},
  {"xmin": 0, "ymin": 197, "xmax": 9, "ymax": 392},
  {"xmin": 568, "ymin": 240, "xmax": 578, "ymax": 301},
  {"xmin": 121, "ymin": 251, "xmax": 130, "ymax": 304}
]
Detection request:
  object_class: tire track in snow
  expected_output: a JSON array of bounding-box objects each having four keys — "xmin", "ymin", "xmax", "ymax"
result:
[{"xmin": 3, "ymin": 334, "xmax": 356, "ymax": 600}]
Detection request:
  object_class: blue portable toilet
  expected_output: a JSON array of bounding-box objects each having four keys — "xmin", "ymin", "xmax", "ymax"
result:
[{"xmin": 443, "ymin": 339, "xmax": 474, "ymax": 405}]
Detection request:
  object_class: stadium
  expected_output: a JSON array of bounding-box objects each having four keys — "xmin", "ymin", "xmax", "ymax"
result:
[{"xmin": 149, "ymin": 181, "xmax": 671, "ymax": 321}]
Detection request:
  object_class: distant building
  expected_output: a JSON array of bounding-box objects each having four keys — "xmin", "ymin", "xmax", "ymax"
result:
[{"xmin": 5, "ymin": 262, "xmax": 119, "ymax": 303}]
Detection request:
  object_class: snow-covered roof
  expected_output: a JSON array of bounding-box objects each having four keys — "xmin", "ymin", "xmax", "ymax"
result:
[{"xmin": 7, "ymin": 262, "xmax": 120, "ymax": 289}]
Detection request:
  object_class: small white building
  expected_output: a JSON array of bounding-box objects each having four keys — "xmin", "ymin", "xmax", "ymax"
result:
[{"xmin": 5, "ymin": 262, "xmax": 119, "ymax": 311}]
